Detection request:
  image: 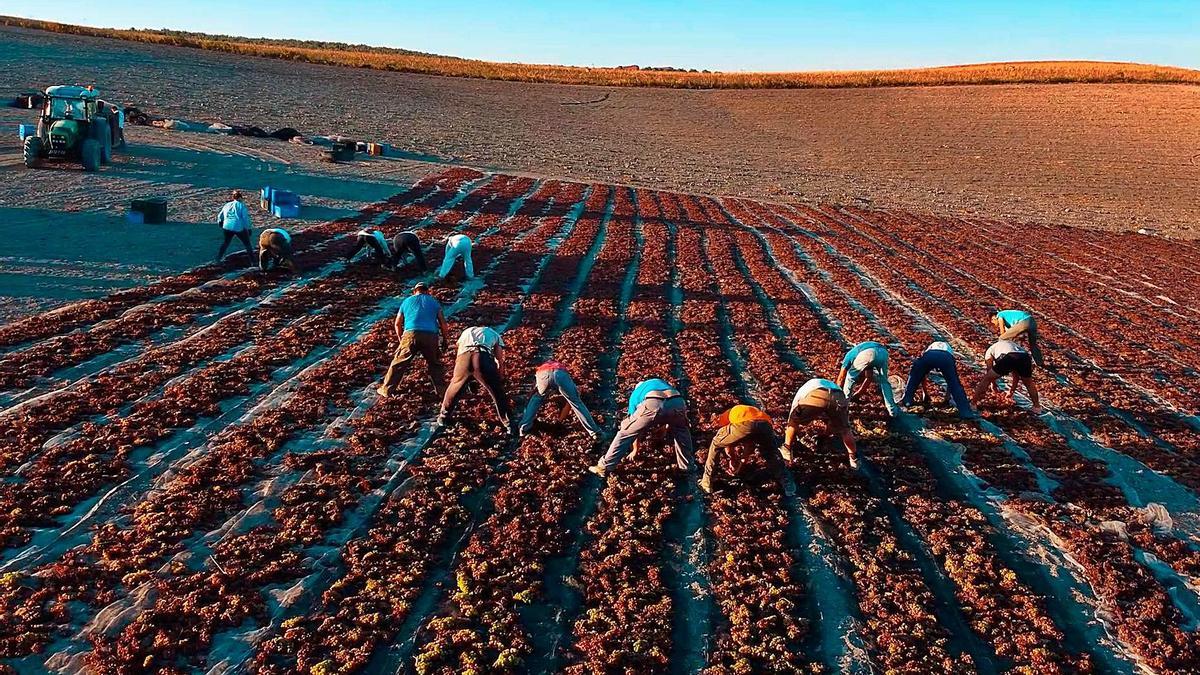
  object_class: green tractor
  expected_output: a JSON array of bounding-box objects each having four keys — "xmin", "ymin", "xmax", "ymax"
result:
[{"xmin": 22, "ymin": 85, "xmax": 124, "ymax": 172}]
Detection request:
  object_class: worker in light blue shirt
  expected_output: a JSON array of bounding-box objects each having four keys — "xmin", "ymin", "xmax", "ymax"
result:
[
  {"xmin": 836, "ymin": 341, "xmax": 899, "ymax": 417},
  {"xmin": 216, "ymin": 190, "xmax": 254, "ymax": 264},
  {"xmin": 590, "ymin": 377, "xmax": 694, "ymax": 478},
  {"xmin": 378, "ymin": 282, "xmax": 448, "ymax": 398},
  {"xmin": 992, "ymin": 309, "xmax": 1044, "ymax": 367}
]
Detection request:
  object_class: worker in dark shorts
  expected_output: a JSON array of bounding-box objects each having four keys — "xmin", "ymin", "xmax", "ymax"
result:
[
  {"xmin": 972, "ymin": 339, "xmax": 1042, "ymax": 414},
  {"xmin": 590, "ymin": 378, "xmax": 694, "ymax": 478},
  {"xmin": 900, "ymin": 341, "xmax": 977, "ymax": 419},
  {"xmin": 392, "ymin": 231, "xmax": 428, "ymax": 271},
  {"xmin": 518, "ymin": 360, "xmax": 601, "ymax": 439},
  {"xmin": 216, "ymin": 190, "xmax": 254, "ymax": 264},
  {"xmin": 993, "ymin": 309, "xmax": 1044, "ymax": 367},
  {"xmin": 347, "ymin": 229, "xmax": 393, "ymax": 267},
  {"xmin": 378, "ymin": 282, "xmax": 448, "ymax": 398},
  {"xmin": 437, "ymin": 326, "xmax": 512, "ymax": 433},
  {"xmin": 258, "ymin": 228, "xmax": 296, "ymax": 272},
  {"xmin": 783, "ymin": 378, "xmax": 860, "ymax": 469},
  {"xmin": 700, "ymin": 404, "xmax": 783, "ymax": 493}
]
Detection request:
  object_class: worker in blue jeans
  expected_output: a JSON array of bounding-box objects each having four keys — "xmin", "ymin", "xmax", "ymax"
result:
[
  {"xmin": 836, "ymin": 341, "xmax": 899, "ymax": 417},
  {"xmin": 900, "ymin": 341, "xmax": 977, "ymax": 419}
]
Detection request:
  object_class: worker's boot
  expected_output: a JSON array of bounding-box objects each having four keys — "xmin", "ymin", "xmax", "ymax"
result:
[
  {"xmin": 587, "ymin": 464, "xmax": 607, "ymax": 479},
  {"xmin": 698, "ymin": 477, "xmax": 712, "ymax": 494},
  {"xmin": 778, "ymin": 443, "xmax": 793, "ymax": 462}
]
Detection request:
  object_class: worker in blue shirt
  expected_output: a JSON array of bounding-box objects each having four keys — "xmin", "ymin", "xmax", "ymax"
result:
[
  {"xmin": 992, "ymin": 309, "xmax": 1044, "ymax": 367},
  {"xmin": 836, "ymin": 341, "xmax": 899, "ymax": 417},
  {"xmin": 216, "ymin": 190, "xmax": 254, "ymax": 264},
  {"xmin": 899, "ymin": 341, "xmax": 976, "ymax": 419},
  {"xmin": 590, "ymin": 377, "xmax": 694, "ymax": 478},
  {"xmin": 378, "ymin": 282, "xmax": 449, "ymax": 398}
]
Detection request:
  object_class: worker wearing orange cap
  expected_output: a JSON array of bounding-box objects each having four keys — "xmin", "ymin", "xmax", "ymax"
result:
[{"xmin": 700, "ymin": 404, "xmax": 782, "ymax": 494}]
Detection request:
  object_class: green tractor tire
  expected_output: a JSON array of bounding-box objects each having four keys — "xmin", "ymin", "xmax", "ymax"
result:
[
  {"xmin": 81, "ymin": 138, "xmax": 101, "ymax": 172},
  {"xmin": 93, "ymin": 117, "xmax": 112, "ymax": 164},
  {"xmin": 22, "ymin": 136, "xmax": 43, "ymax": 169}
]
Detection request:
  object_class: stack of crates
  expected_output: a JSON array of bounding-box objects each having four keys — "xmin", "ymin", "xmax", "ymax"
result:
[
  {"xmin": 17, "ymin": 124, "xmax": 36, "ymax": 141},
  {"xmin": 261, "ymin": 186, "xmax": 301, "ymax": 218}
]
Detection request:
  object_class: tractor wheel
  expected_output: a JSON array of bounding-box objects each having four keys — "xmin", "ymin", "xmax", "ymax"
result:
[
  {"xmin": 93, "ymin": 118, "xmax": 112, "ymax": 164},
  {"xmin": 22, "ymin": 136, "xmax": 42, "ymax": 169},
  {"xmin": 81, "ymin": 139, "xmax": 101, "ymax": 172}
]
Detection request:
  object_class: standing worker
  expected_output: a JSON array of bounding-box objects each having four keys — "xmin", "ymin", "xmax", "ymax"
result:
[
  {"xmin": 836, "ymin": 340, "xmax": 899, "ymax": 417},
  {"xmin": 437, "ymin": 233, "xmax": 475, "ymax": 281},
  {"xmin": 518, "ymin": 360, "xmax": 601, "ymax": 439},
  {"xmin": 899, "ymin": 341, "xmax": 977, "ymax": 419},
  {"xmin": 993, "ymin": 309, "xmax": 1044, "ymax": 367},
  {"xmin": 700, "ymin": 404, "xmax": 783, "ymax": 494},
  {"xmin": 392, "ymin": 231, "xmax": 427, "ymax": 271},
  {"xmin": 347, "ymin": 229, "xmax": 392, "ymax": 267},
  {"xmin": 258, "ymin": 228, "xmax": 296, "ymax": 272},
  {"xmin": 972, "ymin": 339, "xmax": 1042, "ymax": 414},
  {"xmin": 216, "ymin": 190, "xmax": 254, "ymax": 264},
  {"xmin": 378, "ymin": 282, "xmax": 448, "ymax": 399},
  {"xmin": 783, "ymin": 378, "xmax": 859, "ymax": 469},
  {"xmin": 437, "ymin": 325, "xmax": 512, "ymax": 433},
  {"xmin": 590, "ymin": 378, "xmax": 694, "ymax": 478}
]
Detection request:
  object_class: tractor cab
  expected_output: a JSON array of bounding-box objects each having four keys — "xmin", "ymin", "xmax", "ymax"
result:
[{"xmin": 22, "ymin": 85, "xmax": 121, "ymax": 172}]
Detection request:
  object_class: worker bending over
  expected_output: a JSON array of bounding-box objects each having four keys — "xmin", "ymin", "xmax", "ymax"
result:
[
  {"xmin": 837, "ymin": 341, "xmax": 899, "ymax": 417},
  {"xmin": 392, "ymin": 231, "xmax": 427, "ymax": 271},
  {"xmin": 259, "ymin": 228, "xmax": 296, "ymax": 272},
  {"xmin": 783, "ymin": 378, "xmax": 859, "ymax": 469},
  {"xmin": 973, "ymin": 339, "xmax": 1042, "ymax": 414},
  {"xmin": 378, "ymin": 282, "xmax": 448, "ymax": 399},
  {"xmin": 348, "ymin": 229, "xmax": 392, "ymax": 267},
  {"xmin": 700, "ymin": 405, "xmax": 783, "ymax": 494},
  {"xmin": 900, "ymin": 341, "xmax": 976, "ymax": 419},
  {"xmin": 437, "ymin": 325, "xmax": 512, "ymax": 432},
  {"xmin": 591, "ymin": 378, "xmax": 694, "ymax": 478},
  {"xmin": 993, "ymin": 309, "xmax": 1044, "ymax": 367},
  {"xmin": 518, "ymin": 360, "xmax": 601, "ymax": 439},
  {"xmin": 437, "ymin": 234, "xmax": 475, "ymax": 280},
  {"xmin": 216, "ymin": 190, "xmax": 254, "ymax": 264}
]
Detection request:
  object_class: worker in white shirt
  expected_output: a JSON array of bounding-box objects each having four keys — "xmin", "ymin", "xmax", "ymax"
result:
[
  {"xmin": 782, "ymin": 378, "xmax": 859, "ymax": 469},
  {"xmin": 437, "ymin": 234, "xmax": 475, "ymax": 281},
  {"xmin": 972, "ymin": 339, "xmax": 1042, "ymax": 414},
  {"xmin": 436, "ymin": 326, "xmax": 512, "ymax": 433},
  {"xmin": 216, "ymin": 191, "xmax": 254, "ymax": 264},
  {"xmin": 347, "ymin": 229, "xmax": 393, "ymax": 267},
  {"xmin": 259, "ymin": 228, "xmax": 296, "ymax": 272}
]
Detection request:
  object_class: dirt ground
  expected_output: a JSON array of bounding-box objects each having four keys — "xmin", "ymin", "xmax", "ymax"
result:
[
  {"xmin": 4, "ymin": 25, "xmax": 1198, "ymax": 239},
  {"xmin": 0, "ymin": 105, "xmax": 431, "ymax": 320}
]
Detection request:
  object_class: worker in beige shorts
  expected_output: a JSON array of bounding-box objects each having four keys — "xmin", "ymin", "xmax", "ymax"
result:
[
  {"xmin": 259, "ymin": 228, "xmax": 296, "ymax": 272},
  {"xmin": 782, "ymin": 377, "xmax": 860, "ymax": 469}
]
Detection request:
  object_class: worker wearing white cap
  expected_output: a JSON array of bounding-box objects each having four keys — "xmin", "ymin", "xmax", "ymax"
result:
[
  {"xmin": 437, "ymin": 233, "xmax": 475, "ymax": 281},
  {"xmin": 347, "ymin": 229, "xmax": 393, "ymax": 267},
  {"xmin": 899, "ymin": 341, "xmax": 976, "ymax": 418}
]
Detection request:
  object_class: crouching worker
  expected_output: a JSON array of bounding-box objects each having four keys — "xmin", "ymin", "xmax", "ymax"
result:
[
  {"xmin": 973, "ymin": 339, "xmax": 1042, "ymax": 414},
  {"xmin": 437, "ymin": 326, "xmax": 513, "ymax": 433},
  {"xmin": 378, "ymin": 282, "xmax": 447, "ymax": 399},
  {"xmin": 259, "ymin": 228, "xmax": 296, "ymax": 272},
  {"xmin": 783, "ymin": 378, "xmax": 860, "ymax": 469},
  {"xmin": 993, "ymin": 309, "xmax": 1044, "ymax": 367},
  {"xmin": 900, "ymin": 341, "xmax": 976, "ymax": 419},
  {"xmin": 348, "ymin": 229, "xmax": 392, "ymax": 267},
  {"xmin": 590, "ymin": 378, "xmax": 694, "ymax": 478},
  {"xmin": 392, "ymin": 231, "xmax": 427, "ymax": 271},
  {"xmin": 837, "ymin": 340, "xmax": 899, "ymax": 417},
  {"xmin": 437, "ymin": 233, "xmax": 474, "ymax": 280},
  {"xmin": 700, "ymin": 405, "xmax": 783, "ymax": 494},
  {"xmin": 518, "ymin": 360, "xmax": 601, "ymax": 439}
]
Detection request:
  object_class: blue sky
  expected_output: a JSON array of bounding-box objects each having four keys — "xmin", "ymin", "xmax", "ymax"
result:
[{"xmin": 6, "ymin": 1, "xmax": 1199, "ymax": 71}]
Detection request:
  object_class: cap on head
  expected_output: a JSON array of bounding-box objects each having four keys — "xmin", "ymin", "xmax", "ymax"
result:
[
  {"xmin": 413, "ymin": 282, "xmax": 428, "ymax": 292},
  {"xmin": 232, "ymin": 190, "xmax": 243, "ymax": 200}
]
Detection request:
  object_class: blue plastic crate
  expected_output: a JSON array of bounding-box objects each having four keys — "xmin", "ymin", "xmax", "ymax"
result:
[
  {"xmin": 125, "ymin": 210, "xmax": 145, "ymax": 224},
  {"xmin": 272, "ymin": 203, "xmax": 300, "ymax": 219},
  {"xmin": 272, "ymin": 190, "xmax": 301, "ymax": 207},
  {"xmin": 17, "ymin": 124, "xmax": 35, "ymax": 140}
]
